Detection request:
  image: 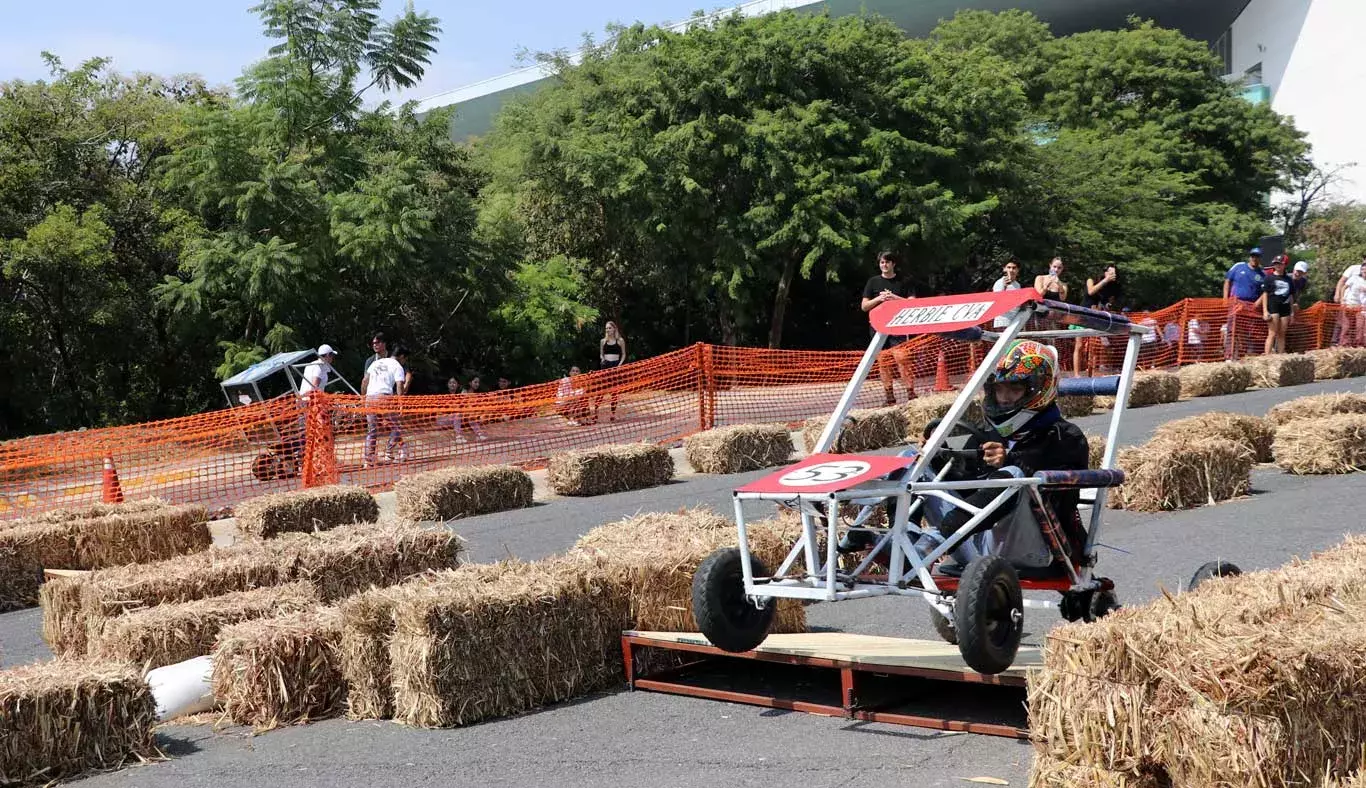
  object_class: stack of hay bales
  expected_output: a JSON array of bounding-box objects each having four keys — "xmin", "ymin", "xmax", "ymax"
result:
[
  {"xmin": 683, "ymin": 424, "xmax": 793, "ymax": 474},
  {"xmin": 1266, "ymin": 392, "xmax": 1366, "ymax": 426},
  {"xmin": 1244, "ymin": 353, "xmax": 1316, "ymax": 388},
  {"xmin": 1272, "ymin": 414, "xmax": 1366, "ymax": 474},
  {"xmin": 1177, "ymin": 361, "xmax": 1252, "ymax": 398},
  {"xmin": 1095, "ymin": 370, "xmax": 1181, "ymax": 410},
  {"xmin": 1109, "ymin": 434, "xmax": 1254, "ymax": 511},
  {"xmin": 901, "ymin": 393, "xmax": 985, "ymax": 443},
  {"xmin": 0, "ymin": 659, "xmax": 159, "ymax": 784},
  {"xmin": 571, "ymin": 509, "xmax": 806, "ymax": 634},
  {"xmin": 394, "ymin": 465, "xmax": 533, "ymax": 521},
  {"xmin": 233, "ymin": 485, "xmax": 378, "ymax": 537},
  {"xmin": 1307, "ymin": 347, "xmax": 1366, "ymax": 379},
  {"xmin": 547, "ymin": 443, "xmax": 674, "ymax": 496},
  {"xmin": 802, "ymin": 405, "xmax": 906, "ymax": 453},
  {"xmin": 1058, "ymin": 396, "xmax": 1094, "ymax": 418},
  {"xmin": 94, "ymin": 581, "xmax": 319, "ymax": 670},
  {"xmin": 41, "ymin": 520, "xmax": 462, "ymax": 658},
  {"xmin": 388, "ymin": 556, "xmax": 629, "ymax": 727},
  {"xmin": 212, "ymin": 607, "xmax": 345, "ymax": 728},
  {"xmin": 1, "ymin": 503, "xmax": 210, "ymax": 610},
  {"xmin": 338, "ymin": 564, "xmax": 522, "ymax": 720},
  {"xmin": 1029, "ymin": 537, "xmax": 1366, "ymax": 787},
  {"xmin": 1153, "ymin": 412, "xmax": 1277, "ymax": 463}
]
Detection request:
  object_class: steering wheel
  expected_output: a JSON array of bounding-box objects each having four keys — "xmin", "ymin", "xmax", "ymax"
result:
[{"xmin": 921, "ymin": 418, "xmax": 999, "ymax": 481}]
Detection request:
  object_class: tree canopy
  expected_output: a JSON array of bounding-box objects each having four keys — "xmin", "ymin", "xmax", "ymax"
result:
[{"xmin": 0, "ymin": 4, "xmax": 1318, "ymax": 438}]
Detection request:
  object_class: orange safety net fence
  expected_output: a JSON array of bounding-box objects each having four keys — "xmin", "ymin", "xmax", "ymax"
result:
[{"xmin": 1, "ymin": 297, "xmax": 1361, "ymax": 520}]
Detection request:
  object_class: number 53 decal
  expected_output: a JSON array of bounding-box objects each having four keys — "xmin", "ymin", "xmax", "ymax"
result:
[{"xmin": 778, "ymin": 461, "xmax": 872, "ymax": 487}]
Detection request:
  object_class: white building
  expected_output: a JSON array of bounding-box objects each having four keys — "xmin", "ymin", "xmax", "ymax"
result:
[{"xmin": 419, "ymin": 0, "xmax": 1365, "ymax": 201}]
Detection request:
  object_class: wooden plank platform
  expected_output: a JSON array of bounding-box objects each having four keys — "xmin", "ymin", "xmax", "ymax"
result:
[{"xmin": 622, "ymin": 631, "xmax": 1037, "ymax": 738}]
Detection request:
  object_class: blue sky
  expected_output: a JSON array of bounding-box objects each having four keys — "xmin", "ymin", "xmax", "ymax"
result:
[{"xmin": 0, "ymin": 0, "xmax": 735, "ymax": 102}]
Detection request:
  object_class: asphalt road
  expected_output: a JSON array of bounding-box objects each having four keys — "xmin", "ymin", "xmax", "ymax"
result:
[{"xmin": 2, "ymin": 377, "xmax": 1362, "ymax": 787}]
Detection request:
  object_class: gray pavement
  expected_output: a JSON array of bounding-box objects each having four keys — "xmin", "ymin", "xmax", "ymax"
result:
[{"xmin": 1, "ymin": 377, "xmax": 1361, "ymax": 787}]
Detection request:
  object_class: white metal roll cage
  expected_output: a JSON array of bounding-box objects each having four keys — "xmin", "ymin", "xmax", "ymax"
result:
[{"xmin": 731, "ymin": 299, "xmax": 1152, "ymax": 617}]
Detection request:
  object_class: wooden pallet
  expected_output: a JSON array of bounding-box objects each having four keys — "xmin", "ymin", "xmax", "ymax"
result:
[{"xmin": 622, "ymin": 631, "xmax": 1039, "ymax": 738}]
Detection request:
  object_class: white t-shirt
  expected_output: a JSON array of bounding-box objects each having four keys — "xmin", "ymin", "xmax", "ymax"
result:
[
  {"xmin": 299, "ymin": 362, "xmax": 329, "ymax": 395},
  {"xmin": 992, "ymin": 277, "xmax": 1021, "ymax": 328},
  {"xmin": 1342, "ymin": 264, "xmax": 1362, "ymax": 281},
  {"xmin": 365, "ymin": 357, "xmax": 406, "ymax": 396},
  {"xmin": 1344, "ymin": 274, "xmax": 1366, "ymax": 307}
]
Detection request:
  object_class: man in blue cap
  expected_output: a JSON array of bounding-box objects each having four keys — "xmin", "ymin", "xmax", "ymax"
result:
[{"xmin": 1223, "ymin": 247, "xmax": 1265, "ymax": 358}]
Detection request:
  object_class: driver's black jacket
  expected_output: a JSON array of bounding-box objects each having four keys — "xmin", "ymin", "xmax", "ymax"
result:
[
  {"xmin": 934, "ymin": 416, "xmax": 1091, "ymax": 559},
  {"xmin": 998, "ymin": 419, "xmax": 1091, "ymax": 534}
]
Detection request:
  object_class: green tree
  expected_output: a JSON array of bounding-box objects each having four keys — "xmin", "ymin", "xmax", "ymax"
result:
[
  {"xmin": 480, "ymin": 11, "xmax": 1032, "ymax": 350},
  {"xmin": 156, "ymin": 0, "xmax": 514, "ymax": 389},
  {"xmin": 0, "ymin": 56, "xmax": 218, "ymax": 436}
]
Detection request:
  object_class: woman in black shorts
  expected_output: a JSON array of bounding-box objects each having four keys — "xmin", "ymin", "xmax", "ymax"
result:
[
  {"xmin": 1258, "ymin": 255, "xmax": 1295, "ymax": 354},
  {"xmin": 594, "ymin": 321, "xmax": 627, "ymax": 422}
]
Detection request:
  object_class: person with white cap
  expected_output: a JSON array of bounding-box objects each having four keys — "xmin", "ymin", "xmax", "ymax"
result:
[{"xmin": 300, "ymin": 345, "xmax": 337, "ymax": 395}]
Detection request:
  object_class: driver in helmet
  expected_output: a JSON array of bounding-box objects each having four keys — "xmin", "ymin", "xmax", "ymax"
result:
[{"xmin": 933, "ymin": 338, "xmax": 1090, "ymax": 575}]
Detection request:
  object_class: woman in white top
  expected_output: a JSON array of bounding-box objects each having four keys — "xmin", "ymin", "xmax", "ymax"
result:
[{"xmin": 1344, "ymin": 272, "xmax": 1366, "ymax": 347}]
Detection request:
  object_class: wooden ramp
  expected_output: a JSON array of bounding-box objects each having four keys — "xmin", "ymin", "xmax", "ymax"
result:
[{"xmin": 622, "ymin": 631, "xmax": 1040, "ymax": 738}]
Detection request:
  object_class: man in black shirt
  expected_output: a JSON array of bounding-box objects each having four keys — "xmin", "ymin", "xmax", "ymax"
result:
[{"xmin": 861, "ymin": 252, "xmax": 918, "ymax": 404}]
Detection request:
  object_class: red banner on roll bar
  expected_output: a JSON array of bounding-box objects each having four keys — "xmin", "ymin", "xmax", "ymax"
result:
[{"xmin": 869, "ymin": 290, "xmax": 1041, "ymax": 336}]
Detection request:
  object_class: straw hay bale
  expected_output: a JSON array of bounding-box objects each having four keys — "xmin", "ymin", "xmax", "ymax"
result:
[
  {"xmin": 1307, "ymin": 348, "xmax": 1366, "ymax": 379},
  {"xmin": 1178, "ymin": 361, "xmax": 1252, "ymax": 398},
  {"xmin": 93, "ymin": 581, "xmax": 319, "ymax": 670},
  {"xmin": 1109, "ymin": 435, "xmax": 1254, "ymax": 512},
  {"xmin": 0, "ymin": 505, "xmax": 210, "ymax": 610},
  {"xmin": 546, "ymin": 442, "xmax": 675, "ymax": 496},
  {"xmin": 47, "ymin": 520, "xmax": 462, "ymax": 657},
  {"xmin": 572, "ymin": 509, "xmax": 805, "ymax": 634},
  {"xmin": 0, "ymin": 497, "xmax": 169, "ymax": 532},
  {"xmin": 1086, "ymin": 434, "xmax": 1109, "ymax": 469},
  {"xmin": 801, "ymin": 405, "xmax": 907, "ymax": 454},
  {"xmin": 1095, "ymin": 371, "xmax": 1181, "ymax": 410},
  {"xmin": 234, "ymin": 485, "xmax": 378, "ymax": 538},
  {"xmin": 1266, "ymin": 392, "xmax": 1366, "ymax": 426},
  {"xmin": 389, "ymin": 556, "xmax": 629, "ymax": 728},
  {"xmin": 1245, "ymin": 353, "xmax": 1316, "ymax": 388},
  {"xmin": 1154, "ymin": 412, "xmax": 1277, "ymax": 463},
  {"xmin": 72, "ymin": 504, "xmax": 211, "ymax": 567},
  {"xmin": 339, "ymin": 566, "xmax": 506, "ymax": 720},
  {"xmin": 900, "ymin": 393, "xmax": 985, "ymax": 443},
  {"xmin": 684, "ymin": 424, "xmax": 793, "ymax": 474},
  {"xmin": 213, "ymin": 607, "xmax": 345, "ymax": 729},
  {"xmin": 394, "ymin": 465, "xmax": 533, "ymax": 521},
  {"xmin": 277, "ymin": 520, "xmax": 464, "ymax": 601},
  {"xmin": 0, "ymin": 659, "xmax": 159, "ymax": 785},
  {"xmin": 1058, "ymin": 395, "xmax": 1094, "ymax": 418},
  {"xmin": 1027, "ymin": 671, "xmax": 1155, "ymax": 773},
  {"xmin": 1028, "ymin": 756, "xmax": 1161, "ymax": 788},
  {"xmin": 1273, "ymin": 414, "xmax": 1366, "ymax": 474}
]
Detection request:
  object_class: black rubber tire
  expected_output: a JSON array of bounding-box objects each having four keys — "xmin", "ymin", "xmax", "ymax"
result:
[
  {"xmin": 954, "ymin": 555, "xmax": 1024, "ymax": 675},
  {"xmin": 930, "ymin": 607, "xmax": 958, "ymax": 645},
  {"xmin": 1188, "ymin": 561, "xmax": 1241, "ymax": 592},
  {"xmin": 692, "ymin": 548, "xmax": 776, "ymax": 653},
  {"xmin": 1087, "ymin": 589, "xmax": 1120, "ymax": 621}
]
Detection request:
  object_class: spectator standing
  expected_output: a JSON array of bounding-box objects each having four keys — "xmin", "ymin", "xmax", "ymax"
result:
[
  {"xmin": 1258, "ymin": 256, "xmax": 1296, "ymax": 354},
  {"xmin": 361, "ymin": 338, "xmax": 406, "ymax": 468},
  {"xmin": 1336, "ymin": 255, "xmax": 1365, "ymax": 346},
  {"xmin": 1073, "ymin": 265, "xmax": 1121, "ymax": 374},
  {"xmin": 594, "ymin": 321, "xmax": 627, "ymax": 422},
  {"xmin": 1033, "ymin": 257, "xmax": 1068, "ymax": 301},
  {"xmin": 299, "ymin": 344, "xmax": 337, "ymax": 395},
  {"xmin": 1344, "ymin": 268, "xmax": 1366, "ymax": 347},
  {"xmin": 992, "ymin": 258, "xmax": 1022, "ymax": 330},
  {"xmin": 1223, "ymin": 248, "xmax": 1265, "ymax": 358},
  {"xmin": 556, "ymin": 366, "xmax": 591, "ymax": 425},
  {"xmin": 454, "ymin": 376, "xmax": 489, "ymax": 442},
  {"xmin": 860, "ymin": 251, "xmax": 918, "ymax": 404}
]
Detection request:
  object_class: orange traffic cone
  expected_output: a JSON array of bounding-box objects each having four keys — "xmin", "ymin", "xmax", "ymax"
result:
[
  {"xmin": 934, "ymin": 350, "xmax": 953, "ymax": 392},
  {"xmin": 102, "ymin": 456, "xmax": 124, "ymax": 504}
]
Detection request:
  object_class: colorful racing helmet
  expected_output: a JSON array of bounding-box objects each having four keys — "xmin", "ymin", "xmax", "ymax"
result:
[{"xmin": 983, "ymin": 339, "xmax": 1058, "ymax": 437}]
